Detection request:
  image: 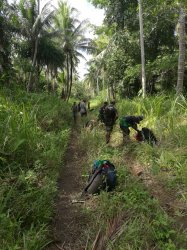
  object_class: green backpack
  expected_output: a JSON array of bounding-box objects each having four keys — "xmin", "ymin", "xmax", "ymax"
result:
[{"xmin": 119, "ymin": 117, "xmax": 129, "ymax": 128}]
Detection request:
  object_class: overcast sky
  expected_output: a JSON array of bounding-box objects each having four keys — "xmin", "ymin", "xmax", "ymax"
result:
[
  {"xmin": 65, "ymin": 0, "xmax": 104, "ymax": 79},
  {"xmin": 8, "ymin": 0, "xmax": 104, "ymax": 79}
]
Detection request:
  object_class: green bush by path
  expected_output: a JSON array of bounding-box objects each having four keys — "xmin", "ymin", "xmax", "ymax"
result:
[{"xmin": 0, "ymin": 89, "xmax": 71, "ymax": 249}]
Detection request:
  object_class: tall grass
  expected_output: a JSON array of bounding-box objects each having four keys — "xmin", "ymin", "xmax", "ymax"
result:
[
  {"xmin": 117, "ymin": 95, "xmax": 187, "ymax": 187},
  {"xmin": 78, "ymin": 94, "xmax": 187, "ymax": 249},
  {"xmin": 0, "ymin": 89, "xmax": 71, "ymax": 249}
]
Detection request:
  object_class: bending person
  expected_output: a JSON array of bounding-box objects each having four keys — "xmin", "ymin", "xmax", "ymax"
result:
[{"xmin": 119, "ymin": 115, "xmax": 143, "ymax": 143}]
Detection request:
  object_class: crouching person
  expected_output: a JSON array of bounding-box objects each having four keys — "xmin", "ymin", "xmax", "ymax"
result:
[
  {"xmin": 119, "ymin": 115, "xmax": 144, "ymax": 143},
  {"xmin": 83, "ymin": 160, "xmax": 117, "ymax": 195}
]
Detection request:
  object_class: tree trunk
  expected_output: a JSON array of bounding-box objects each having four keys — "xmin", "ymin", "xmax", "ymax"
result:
[
  {"xmin": 111, "ymin": 82, "xmax": 115, "ymax": 100},
  {"xmin": 107, "ymin": 83, "xmax": 110, "ymax": 102},
  {"xmin": 27, "ymin": 37, "xmax": 39, "ymax": 92},
  {"xmin": 138, "ymin": 0, "xmax": 146, "ymax": 98},
  {"xmin": 65, "ymin": 54, "xmax": 70, "ymax": 100},
  {"xmin": 176, "ymin": 7, "xmax": 186, "ymax": 95},
  {"xmin": 34, "ymin": 61, "xmax": 40, "ymax": 90},
  {"xmin": 67, "ymin": 56, "xmax": 73, "ymax": 101},
  {"xmin": 102, "ymin": 72, "xmax": 105, "ymax": 91},
  {"xmin": 96, "ymin": 76, "xmax": 99, "ymax": 94},
  {"xmin": 27, "ymin": 0, "xmax": 40, "ymax": 92}
]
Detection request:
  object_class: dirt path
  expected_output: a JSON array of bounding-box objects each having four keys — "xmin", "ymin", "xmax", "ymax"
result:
[{"xmin": 46, "ymin": 129, "xmax": 90, "ymax": 250}]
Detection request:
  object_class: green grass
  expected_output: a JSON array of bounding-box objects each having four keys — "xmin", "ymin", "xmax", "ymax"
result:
[
  {"xmin": 78, "ymin": 94, "xmax": 187, "ymax": 249},
  {"xmin": 118, "ymin": 95, "xmax": 187, "ymax": 189},
  {"xmin": 0, "ymin": 88, "xmax": 72, "ymax": 249},
  {"xmin": 1, "ymin": 90, "xmax": 187, "ymax": 249}
]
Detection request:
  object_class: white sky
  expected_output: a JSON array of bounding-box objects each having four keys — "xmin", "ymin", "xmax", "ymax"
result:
[
  {"xmin": 65, "ymin": 0, "xmax": 104, "ymax": 79},
  {"xmin": 8, "ymin": 0, "xmax": 104, "ymax": 79}
]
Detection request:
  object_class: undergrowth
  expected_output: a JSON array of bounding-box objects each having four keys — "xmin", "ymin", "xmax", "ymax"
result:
[
  {"xmin": 0, "ymin": 88, "xmax": 71, "ymax": 249},
  {"xmin": 79, "ymin": 94, "xmax": 187, "ymax": 249}
]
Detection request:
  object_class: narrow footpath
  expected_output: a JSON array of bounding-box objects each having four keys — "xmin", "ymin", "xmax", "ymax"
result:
[{"xmin": 46, "ymin": 129, "xmax": 90, "ymax": 250}]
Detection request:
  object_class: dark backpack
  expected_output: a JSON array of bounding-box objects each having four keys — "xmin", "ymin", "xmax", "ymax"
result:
[
  {"xmin": 104, "ymin": 105, "xmax": 116, "ymax": 124},
  {"xmin": 142, "ymin": 127, "xmax": 157, "ymax": 146},
  {"xmin": 84, "ymin": 160, "xmax": 117, "ymax": 194},
  {"xmin": 135, "ymin": 127, "xmax": 157, "ymax": 146}
]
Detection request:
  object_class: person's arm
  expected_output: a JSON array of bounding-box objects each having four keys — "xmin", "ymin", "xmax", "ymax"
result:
[{"xmin": 131, "ymin": 123, "xmax": 138, "ymax": 131}]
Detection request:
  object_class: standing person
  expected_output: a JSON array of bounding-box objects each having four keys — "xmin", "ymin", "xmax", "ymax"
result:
[
  {"xmin": 80, "ymin": 99, "xmax": 87, "ymax": 117},
  {"xmin": 103, "ymin": 101, "xmax": 118, "ymax": 144},
  {"xmin": 98, "ymin": 101, "xmax": 108, "ymax": 123},
  {"xmin": 119, "ymin": 115, "xmax": 144, "ymax": 142},
  {"xmin": 71, "ymin": 102, "xmax": 78, "ymax": 123}
]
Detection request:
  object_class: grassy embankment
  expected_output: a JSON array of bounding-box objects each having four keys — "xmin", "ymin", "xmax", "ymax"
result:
[
  {"xmin": 0, "ymin": 89, "xmax": 71, "ymax": 249},
  {"xmin": 79, "ymin": 95, "xmax": 187, "ymax": 249}
]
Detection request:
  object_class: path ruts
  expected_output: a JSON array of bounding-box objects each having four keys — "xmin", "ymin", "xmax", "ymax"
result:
[{"xmin": 46, "ymin": 130, "xmax": 90, "ymax": 250}]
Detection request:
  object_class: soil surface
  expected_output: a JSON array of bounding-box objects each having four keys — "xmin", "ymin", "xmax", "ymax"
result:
[{"xmin": 46, "ymin": 129, "xmax": 90, "ymax": 250}]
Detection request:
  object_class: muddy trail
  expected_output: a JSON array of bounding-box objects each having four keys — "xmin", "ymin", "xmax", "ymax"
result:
[{"xmin": 46, "ymin": 129, "xmax": 90, "ymax": 250}]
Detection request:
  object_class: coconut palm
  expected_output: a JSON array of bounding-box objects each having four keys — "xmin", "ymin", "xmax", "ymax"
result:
[
  {"xmin": 55, "ymin": 0, "xmax": 93, "ymax": 101},
  {"xmin": 0, "ymin": 0, "xmax": 13, "ymax": 75},
  {"xmin": 18, "ymin": 0, "xmax": 55, "ymax": 91}
]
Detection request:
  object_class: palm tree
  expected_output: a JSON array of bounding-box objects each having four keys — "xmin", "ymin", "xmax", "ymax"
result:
[
  {"xmin": 84, "ymin": 62, "xmax": 98, "ymax": 96},
  {"xmin": 55, "ymin": 0, "xmax": 93, "ymax": 101},
  {"xmin": 37, "ymin": 36, "xmax": 65, "ymax": 92},
  {"xmin": 0, "ymin": 0, "xmax": 13, "ymax": 76},
  {"xmin": 18, "ymin": 0, "xmax": 55, "ymax": 91}
]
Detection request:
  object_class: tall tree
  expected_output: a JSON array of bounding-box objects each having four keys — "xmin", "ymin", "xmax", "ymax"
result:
[
  {"xmin": 176, "ymin": 6, "xmax": 186, "ymax": 95},
  {"xmin": 0, "ymin": 0, "xmax": 13, "ymax": 76},
  {"xmin": 138, "ymin": 0, "xmax": 146, "ymax": 98},
  {"xmin": 18, "ymin": 0, "xmax": 55, "ymax": 91},
  {"xmin": 55, "ymin": 0, "xmax": 93, "ymax": 101}
]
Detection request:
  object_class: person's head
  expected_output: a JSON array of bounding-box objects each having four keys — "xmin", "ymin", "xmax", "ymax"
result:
[
  {"xmin": 73, "ymin": 102, "xmax": 76, "ymax": 105},
  {"xmin": 110, "ymin": 100, "xmax": 116, "ymax": 105},
  {"xmin": 137, "ymin": 116, "xmax": 144, "ymax": 123},
  {"xmin": 104, "ymin": 101, "xmax": 108, "ymax": 106}
]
